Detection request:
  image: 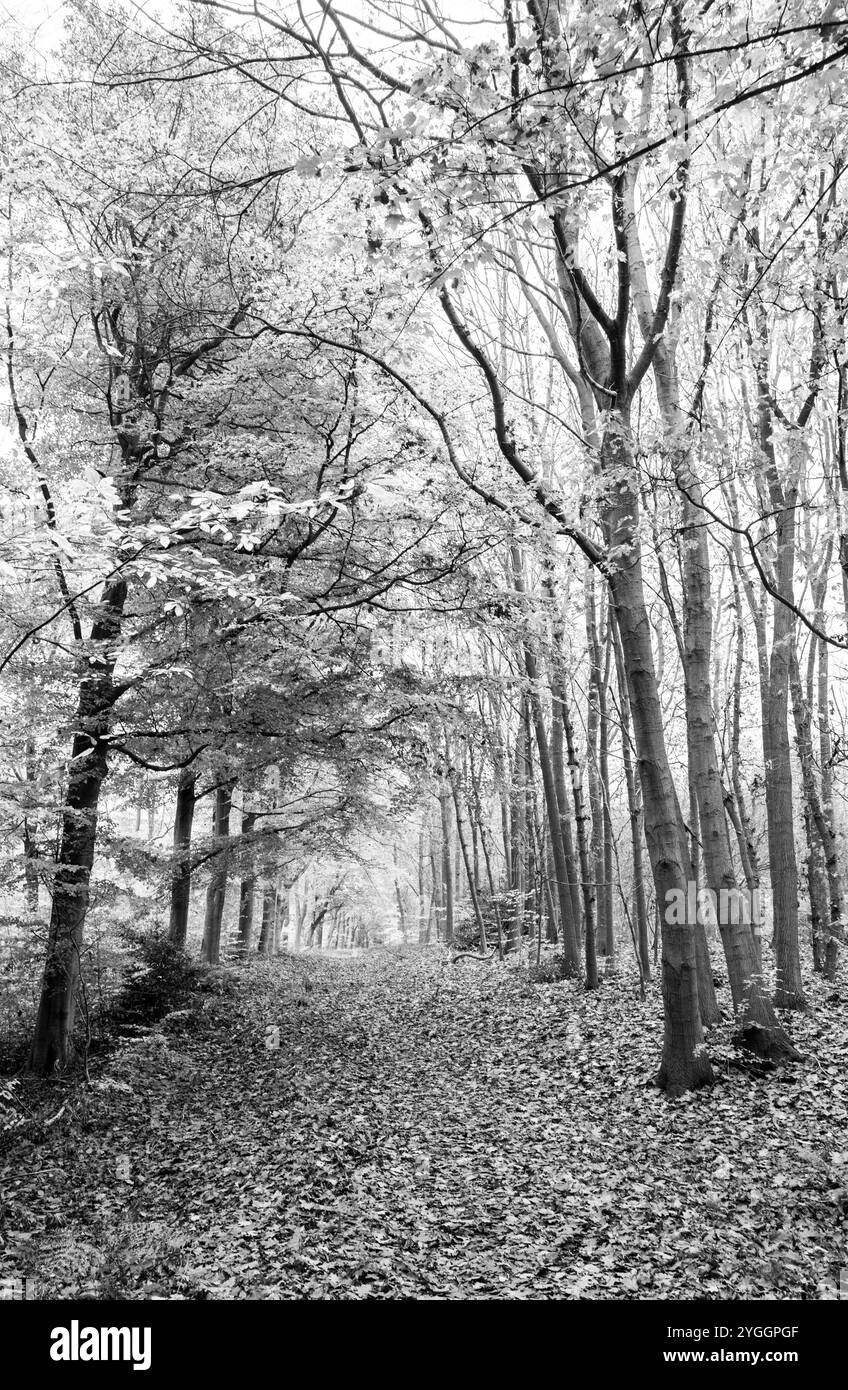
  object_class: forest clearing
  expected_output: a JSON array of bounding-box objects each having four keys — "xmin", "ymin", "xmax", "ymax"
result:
[{"xmin": 2, "ymin": 0, "xmax": 848, "ymax": 1320}]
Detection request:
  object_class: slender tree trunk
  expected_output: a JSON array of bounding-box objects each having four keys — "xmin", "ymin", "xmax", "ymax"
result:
[
  {"xmin": 765, "ymin": 470, "xmax": 805, "ymax": 1009},
  {"xmin": 597, "ymin": 606, "xmax": 615, "ymax": 966},
  {"xmin": 601, "ymin": 415, "xmax": 712, "ymax": 1094},
  {"xmin": 549, "ymin": 688, "xmax": 583, "ymax": 933},
  {"xmin": 790, "ymin": 643, "xmax": 844, "ymax": 978},
  {"xmin": 201, "ymin": 780, "xmax": 233, "ymax": 965},
  {"xmin": 394, "ymin": 843, "xmax": 408, "ymax": 943},
  {"xmin": 235, "ymin": 809, "xmax": 257, "ymax": 956},
  {"xmin": 611, "ymin": 612, "xmax": 651, "ymax": 981},
  {"xmin": 542, "ymin": 835, "xmax": 559, "ymax": 943},
  {"xmin": 678, "ymin": 448, "xmax": 794, "ymax": 1048},
  {"xmin": 740, "ymin": 307, "xmax": 807, "ymax": 1008},
  {"xmin": 168, "ymin": 767, "xmax": 197, "ymax": 948},
  {"xmin": 585, "ymin": 569, "xmax": 607, "ymax": 965},
  {"xmin": 418, "ymin": 827, "xmax": 428, "ymax": 945},
  {"xmin": 258, "ymin": 881, "xmax": 276, "ymax": 957},
  {"xmin": 556, "ymin": 681, "xmax": 599, "ymax": 989},
  {"xmin": 727, "ymin": 555, "xmax": 761, "ymax": 918},
  {"xmin": 523, "ymin": 718, "xmax": 536, "ymax": 933},
  {"xmin": 430, "ymin": 835, "xmax": 443, "ymax": 943},
  {"xmin": 507, "ymin": 705, "xmax": 527, "ymax": 954},
  {"xmin": 833, "ymin": 332, "xmax": 848, "ymax": 620},
  {"xmin": 22, "ymin": 734, "xmax": 39, "ymax": 911},
  {"xmin": 274, "ymin": 883, "xmax": 288, "ymax": 954},
  {"xmin": 656, "ymin": 545, "xmax": 720, "ymax": 1025},
  {"xmin": 438, "ymin": 783, "xmax": 455, "ymax": 947},
  {"xmin": 448, "ymin": 751, "xmax": 488, "ymax": 953},
  {"xmin": 468, "ymin": 751, "xmax": 505, "ymax": 957},
  {"xmin": 524, "ymin": 677, "xmax": 581, "ymax": 973},
  {"xmin": 623, "ymin": 207, "xmax": 793, "ymax": 1048},
  {"xmin": 511, "ymin": 548, "xmax": 581, "ymax": 972}
]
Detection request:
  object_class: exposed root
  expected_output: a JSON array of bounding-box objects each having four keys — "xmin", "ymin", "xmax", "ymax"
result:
[
  {"xmin": 452, "ymin": 949, "xmax": 498, "ymax": 965},
  {"xmin": 733, "ymin": 1021, "xmax": 803, "ymax": 1064}
]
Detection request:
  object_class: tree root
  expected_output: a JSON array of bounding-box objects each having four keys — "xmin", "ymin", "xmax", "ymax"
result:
[{"xmin": 733, "ymin": 1021, "xmax": 803, "ymax": 1064}]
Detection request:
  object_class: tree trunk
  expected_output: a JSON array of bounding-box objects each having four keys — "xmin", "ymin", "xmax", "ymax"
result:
[
  {"xmin": 273, "ymin": 880, "xmax": 287, "ymax": 954},
  {"xmin": 556, "ymin": 679, "xmax": 599, "ymax": 989},
  {"xmin": 438, "ymin": 782, "xmax": 455, "ymax": 946},
  {"xmin": 418, "ymin": 827, "xmax": 429, "ymax": 945},
  {"xmin": 507, "ymin": 701, "xmax": 528, "ymax": 953},
  {"xmin": 600, "ymin": 624, "xmax": 615, "ymax": 969},
  {"xmin": 622, "ymin": 204, "xmax": 794, "ymax": 1049},
  {"xmin": 168, "ymin": 768, "xmax": 197, "ymax": 948},
  {"xmin": 429, "ymin": 836, "xmax": 443, "ymax": 943},
  {"xmin": 28, "ymin": 578, "xmax": 128, "ymax": 1073},
  {"xmin": 523, "ymin": 677, "xmax": 581, "ymax": 972},
  {"xmin": 585, "ymin": 569, "xmax": 607, "ymax": 966},
  {"xmin": 258, "ymin": 881, "xmax": 276, "ymax": 957},
  {"xmin": 741, "ymin": 308, "xmax": 806, "ymax": 1008},
  {"xmin": 765, "ymin": 467, "xmax": 805, "ymax": 1009},
  {"xmin": 679, "ymin": 485, "xmax": 798, "ymax": 1052},
  {"xmin": 510, "ymin": 550, "xmax": 582, "ymax": 974},
  {"xmin": 727, "ymin": 554, "xmax": 761, "ymax": 926},
  {"xmin": 601, "ymin": 415, "xmax": 712, "ymax": 1095},
  {"xmin": 790, "ymin": 643, "xmax": 844, "ymax": 978},
  {"xmin": 610, "ymin": 611, "xmax": 651, "ymax": 981},
  {"xmin": 201, "ymin": 780, "xmax": 233, "ymax": 965},
  {"xmin": 468, "ymin": 751, "xmax": 505, "ymax": 957},
  {"xmin": 235, "ymin": 809, "xmax": 257, "ymax": 956},
  {"xmin": 549, "ymin": 686, "xmax": 583, "ymax": 934},
  {"xmin": 22, "ymin": 734, "xmax": 39, "ymax": 911},
  {"xmin": 655, "ymin": 543, "xmax": 719, "ymax": 1025},
  {"xmin": 448, "ymin": 750, "xmax": 488, "ymax": 953}
]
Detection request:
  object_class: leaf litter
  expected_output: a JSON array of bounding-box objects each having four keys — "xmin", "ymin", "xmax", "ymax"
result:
[{"xmin": 1, "ymin": 948, "xmax": 846, "ymax": 1299}]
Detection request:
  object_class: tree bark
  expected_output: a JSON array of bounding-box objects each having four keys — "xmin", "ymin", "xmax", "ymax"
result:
[
  {"xmin": 790, "ymin": 644, "xmax": 844, "ymax": 978},
  {"xmin": 549, "ymin": 688, "xmax": 583, "ymax": 934},
  {"xmin": 507, "ymin": 704, "xmax": 527, "ymax": 953},
  {"xmin": 610, "ymin": 611, "xmax": 651, "ymax": 981},
  {"xmin": 447, "ymin": 749, "xmax": 488, "ymax": 953},
  {"xmin": 585, "ymin": 569, "xmax": 608, "ymax": 965},
  {"xmin": 417, "ymin": 827, "xmax": 429, "ymax": 944},
  {"xmin": 168, "ymin": 767, "xmax": 197, "ymax": 948},
  {"xmin": 235, "ymin": 809, "xmax": 257, "ymax": 956},
  {"xmin": 602, "ymin": 415, "xmax": 713, "ymax": 1094},
  {"xmin": 258, "ymin": 881, "xmax": 276, "ymax": 956},
  {"xmin": 438, "ymin": 783, "xmax": 455, "ymax": 947},
  {"xmin": 28, "ymin": 578, "xmax": 128, "ymax": 1072},
  {"xmin": 201, "ymin": 780, "xmax": 233, "ymax": 965},
  {"xmin": 555, "ymin": 676, "xmax": 599, "ymax": 989},
  {"xmin": 764, "ymin": 454, "xmax": 805, "ymax": 1009}
]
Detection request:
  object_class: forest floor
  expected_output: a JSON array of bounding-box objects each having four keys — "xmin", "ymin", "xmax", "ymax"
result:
[{"xmin": 1, "ymin": 947, "xmax": 847, "ymax": 1300}]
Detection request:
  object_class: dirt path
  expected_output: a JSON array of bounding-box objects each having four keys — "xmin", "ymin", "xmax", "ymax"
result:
[{"xmin": 2, "ymin": 950, "xmax": 846, "ymax": 1299}]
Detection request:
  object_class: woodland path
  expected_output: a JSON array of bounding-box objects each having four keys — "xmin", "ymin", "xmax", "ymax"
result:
[{"xmin": 2, "ymin": 949, "xmax": 847, "ymax": 1299}]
